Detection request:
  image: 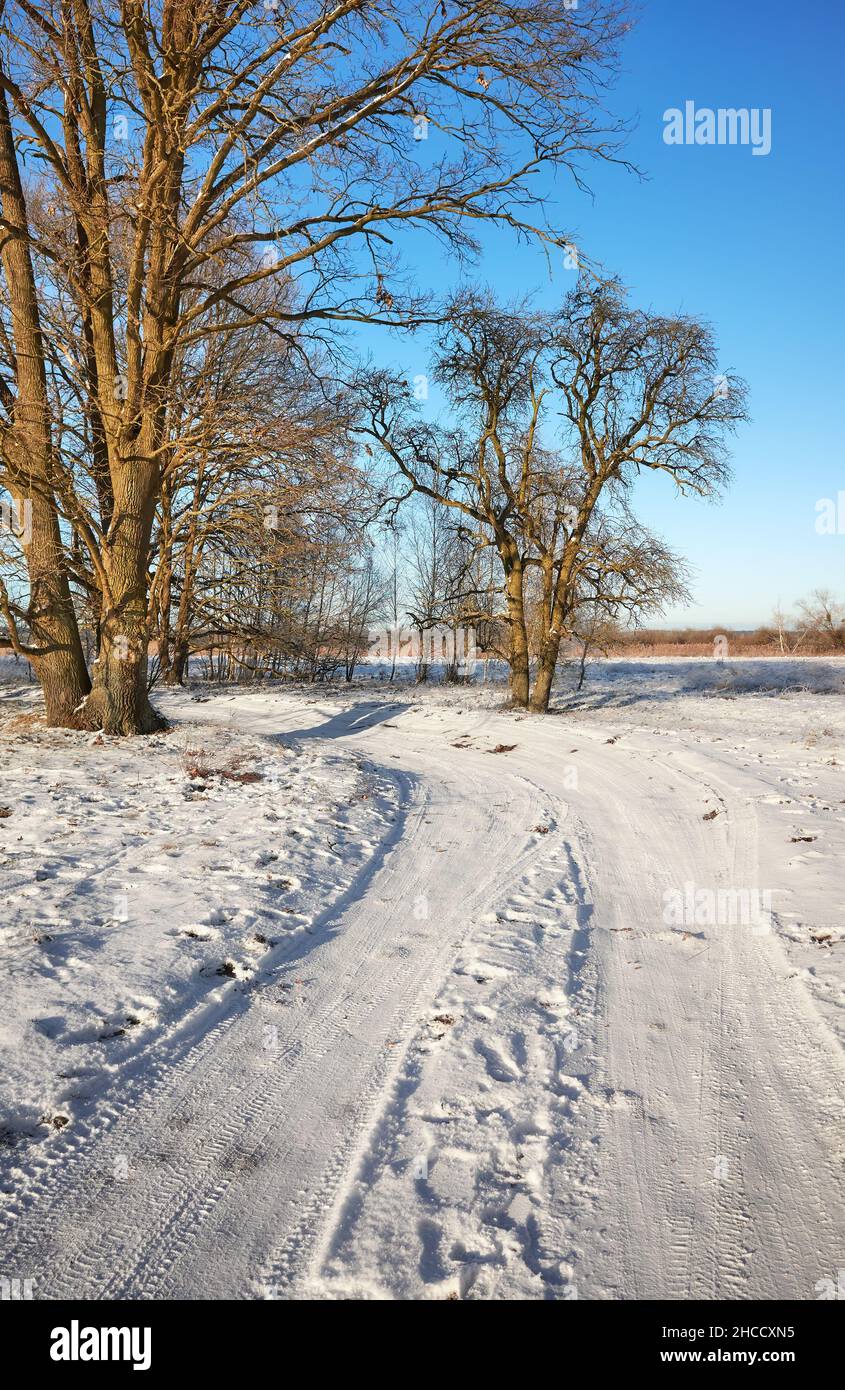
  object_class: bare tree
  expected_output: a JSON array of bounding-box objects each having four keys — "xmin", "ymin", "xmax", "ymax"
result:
[
  {"xmin": 0, "ymin": 0, "xmax": 631, "ymax": 730},
  {"xmin": 795, "ymin": 590, "xmax": 845, "ymax": 653},
  {"xmin": 147, "ymin": 301, "xmax": 358, "ymax": 684},
  {"xmin": 405, "ymin": 493, "xmax": 467, "ymax": 679},
  {"xmin": 0, "ymin": 86, "xmax": 91, "ymax": 722},
  {"xmin": 359, "ymin": 279, "xmax": 747, "ymax": 710},
  {"xmin": 336, "ymin": 556, "xmax": 386, "ymax": 682}
]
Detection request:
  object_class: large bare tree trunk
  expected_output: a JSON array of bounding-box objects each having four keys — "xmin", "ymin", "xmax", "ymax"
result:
[
  {"xmin": 42, "ymin": 3, "xmax": 171, "ymax": 735},
  {"xmin": 164, "ymin": 644, "xmax": 188, "ymax": 686},
  {"xmin": 529, "ymin": 638, "xmax": 561, "ymax": 712},
  {"xmin": 82, "ymin": 466, "xmax": 165, "ymax": 734},
  {"xmin": 529, "ymin": 543, "xmax": 582, "ymax": 713},
  {"xmin": 0, "ymin": 88, "xmax": 90, "ymax": 725},
  {"xmin": 504, "ymin": 562, "xmax": 530, "ymax": 707},
  {"xmin": 22, "ymin": 505, "xmax": 92, "ymax": 725}
]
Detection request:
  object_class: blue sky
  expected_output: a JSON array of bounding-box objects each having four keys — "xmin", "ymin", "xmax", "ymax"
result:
[{"xmin": 360, "ymin": 0, "xmax": 844, "ymax": 628}]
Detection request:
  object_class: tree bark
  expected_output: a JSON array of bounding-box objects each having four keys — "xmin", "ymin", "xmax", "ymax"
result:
[
  {"xmin": 81, "ymin": 516, "xmax": 166, "ymax": 733},
  {"xmin": 529, "ymin": 636, "xmax": 561, "ymax": 712},
  {"xmin": 0, "ymin": 87, "xmax": 91, "ymax": 726},
  {"xmin": 504, "ymin": 561, "xmax": 530, "ymax": 707},
  {"xmin": 163, "ymin": 643, "xmax": 188, "ymax": 686}
]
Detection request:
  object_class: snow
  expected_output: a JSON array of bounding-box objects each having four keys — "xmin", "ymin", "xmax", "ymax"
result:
[
  {"xmin": 1, "ymin": 657, "xmax": 843, "ymax": 1299},
  {"xmin": 0, "ymin": 701, "xmax": 398, "ymax": 1212}
]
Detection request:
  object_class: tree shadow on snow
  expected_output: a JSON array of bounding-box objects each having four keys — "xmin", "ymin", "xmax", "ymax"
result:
[{"xmin": 269, "ymin": 699, "xmax": 411, "ymax": 744}]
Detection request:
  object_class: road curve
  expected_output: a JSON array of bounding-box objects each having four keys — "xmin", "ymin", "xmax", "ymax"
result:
[{"xmin": 2, "ymin": 692, "xmax": 842, "ymax": 1299}]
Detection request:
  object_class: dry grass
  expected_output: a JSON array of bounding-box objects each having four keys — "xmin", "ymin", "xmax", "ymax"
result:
[
  {"xmin": 1, "ymin": 709, "xmax": 45, "ymax": 733},
  {"xmin": 181, "ymin": 745, "xmax": 264, "ymax": 785},
  {"xmin": 605, "ymin": 628, "xmax": 845, "ymax": 659}
]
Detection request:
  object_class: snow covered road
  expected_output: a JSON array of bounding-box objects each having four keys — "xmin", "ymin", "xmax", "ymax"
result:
[{"xmin": 2, "ymin": 673, "xmax": 843, "ymax": 1300}]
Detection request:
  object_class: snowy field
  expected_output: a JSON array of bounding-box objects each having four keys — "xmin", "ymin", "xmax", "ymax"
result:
[{"xmin": 1, "ymin": 657, "xmax": 843, "ymax": 1300}]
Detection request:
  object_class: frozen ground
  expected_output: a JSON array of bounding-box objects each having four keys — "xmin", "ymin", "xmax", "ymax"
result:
[{"xmin": 0, "ymin": 657, "xmax": 843, "ymax": 1300}]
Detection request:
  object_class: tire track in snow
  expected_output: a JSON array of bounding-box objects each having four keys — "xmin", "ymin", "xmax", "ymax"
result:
[
  {"xmin": 536, "ymin": 731, "xmax": 845, "ymax": 1300},
  {"xmin": 3, "ymin": 693, "xmax": 842, "ymax": 1299},
  {"xmin": 299, "ymin": 823, "xmax": 603, "ymax": 1300},
  {"xmin": 0, "ymin": 703, "xmax": 551, "ymax": 1298},
  {"xmin": 290, "ymin": 711, "xmax": 845, "ymax": 1300}
]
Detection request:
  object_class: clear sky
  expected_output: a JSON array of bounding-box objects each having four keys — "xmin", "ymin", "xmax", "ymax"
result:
[{"xmin": 358, "ymin": 0, "xmax": 844, "ymax": 629}]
